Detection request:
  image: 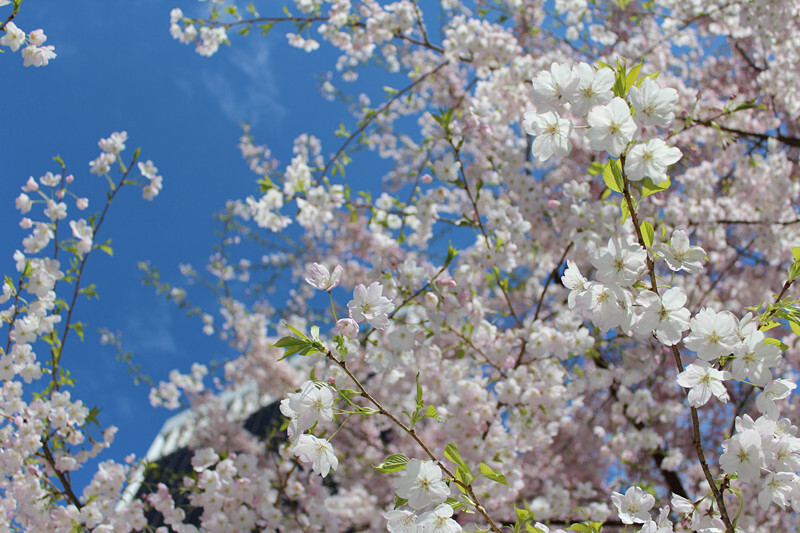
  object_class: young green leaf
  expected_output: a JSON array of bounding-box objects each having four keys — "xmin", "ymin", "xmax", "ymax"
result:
[
  {"xmin": 640, "ymin": 220, "xmax": 654, "ymax": 248},
  {"xmin": 602, "ymin": 159, "xmax": 624, "ymax": 193},
  {"xmin": 478, "ymin": 462, "xmax": 509, "ymax": 486},
  {"xmin": 444, "ymin": 442, "xmax": 470, "ymax": 476},
  {"xmin": 373, "ymin": 454, "xmax": 409, "ymax": 473}
]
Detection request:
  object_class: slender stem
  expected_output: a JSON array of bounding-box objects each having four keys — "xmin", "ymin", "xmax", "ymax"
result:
[
  {"xmin": 691, "ymin": 118, "xmax": 800, "ymax": 149},
  {"xmin": 0, "ymin": 0, "xmax": 20, "ymax": 32},
  {"xmin": 448, "ymin": 142, "xmax": 523, "ymax": 328},
  {"xmin": 328, "ymin": 291, "xmax": 339, "ymax": 322},
  {"xmin": 41, "ymin": 440, "xmax": 83, "ymax": 509},
  {"xmin": 620, "ymin": 163, "xmax": 734, "ymax": 532},
  {"xmin": 51, "ymin": 152, "xmax": 139, "ymax": 392},
  {"xmin": 326, "ymin": 350, "xmax": 503, "ymax": 533},
  {"xmin": 315, "ymin": 61, "xmax": 449, "ymax": 186},
  {"xmin": 533, "ymin": 242, "xmax": 573, "ymax": 321}
]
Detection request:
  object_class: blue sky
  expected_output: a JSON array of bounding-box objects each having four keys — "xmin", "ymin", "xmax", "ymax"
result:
[{"xmin": 1, "ymin": 0, "xmax": 386, "ymax": 490}]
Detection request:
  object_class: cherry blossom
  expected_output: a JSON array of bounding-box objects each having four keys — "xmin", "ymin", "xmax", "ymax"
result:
[
  {"xmin": 347, "ymin": 282, "xmax": 395, "ymax": 330},
  {"xmin": 292, "ymin": 434, "xmax": 339, "ymax": 477},
  {"xmin": 305, "ymin": 262, "xmax": 344, "ymax": 291},
  {"xmin": 634, "ymin": 287, "xmax": 690, "ymax": 345},
  {"xmin": 676, "ymin": 361, "xmax": 733, "ymax": 407},
  {"xmin": 394, "ymin": 460, "xmax": 450, "ymax": 510},
  {"xmin": 611, "ymin": 486, "xmax": 656, "ymax": 524},
  {"xmin": 654, "ymin": 230, "xmax": 706, "ymax": 275},
  {"xmin": 628, "ymin": 78, "xmax": 678, "ymax": 128},
  {"xmin": 4, "ymin": 1, "xmax": 800, "ymax": 531},
  {"xmin": 624, "ymin": 139, "xmax": 682, "ymax": 182},
  {"xmin": 523, "ymin": 110, "xmax": 574, "ymax": 161},
  {"xmin": 585, "ymin": 97, "xmax": 637, "ymax": 157}
]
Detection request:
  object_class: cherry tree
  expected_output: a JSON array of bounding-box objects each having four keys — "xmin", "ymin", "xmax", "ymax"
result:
[{"xmin": 2, "ymin": 1, "xmax": 800, "ymax": 532}]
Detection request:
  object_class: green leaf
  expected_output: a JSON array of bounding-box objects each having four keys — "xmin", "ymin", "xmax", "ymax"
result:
[
  {"xmin": 422, "ymin": 405, "xmax": 442, "ymax": 421},
  {"xmin": 259, "ymin": 22, "xmax": 275, "ymax": 34},
  {"xmin": 337, "ymin": 388, "xmax": 360, "ymax": 402},
  {"xmin": 602, "ymin": 159, "xmax": 624, "ymax": 193},
  {"xmin": 620, "ymin": 196, "xmax": 630, "ymax": 223},
  {"xmin": 444, "ymin": 442, "xmax": 470, "ymax": 475},
  {"xmin": 373, "ymin": 454, "xmax": 410, "ymax": 473},
  {"xmin": 568, "ymin": 522, "xmax": 603, "ymax": 533},
  {"xmin": 479, "ymin": 462, "xmax": 509, "ymax": 486},
  {"xmin": 455, "ymin": 466, "xmax": 474, "ymax": 487},
  {"xmin": 640, "ymin": 220, "xmax": 654, "ymax": 247},
  {"xmin": 97, "ymin": 244, "xmax": 113, "ymax": 256},
  {"xmin": 514, "ymin": 506, "xmax": 533, "ymax": 533},
  {"xmin": 71, "ymin": 322, "xmax": 85, "ymax": 342},
  {"xmin": 763, "ymin": 337, "xmax": 789, "ymax": 352},
  {"xmin": 444, "ymin": 241, "xmax": 459, "ymax": 268},
  {"xmin": 79, "ymin": 283, "xmax": 98, "ymax": 300},
  {"xmin": 273, "ymin": 337, "xmax": 308, "ymax": 348},
  {"xmin": 789, "ymin": 319, "xmax": 800, "ymax": 337},
  {"xmin": 587, "ymin": 160, "xmax": 604, "ymax": 176},
  {"xmin": 431, "ymin": 107, "xmax": 454, "ymax": 133},
  {"xmin": 282, "ymin": 322, "xmax": 309, "ymax": 340},
  {"xmin": 625, "ymin": 60, "xmax": 644, "ymax": 89},
  {"xmin": 415, "ymin": 372, "xmax": 423, "ymax": 408},
  {"xmin": 788, "ymin": 260, "xmax": 800, "ymax": 282},
  {"xmin": 641, "ymin": 176, "xmax": 671, "ymax": 198}
]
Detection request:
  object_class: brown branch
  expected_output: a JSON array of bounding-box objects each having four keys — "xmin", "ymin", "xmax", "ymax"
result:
[
  {"xmin": 621, "ymin": 164, "xmax": 734, "ymax": 533},
  {"xmin": 692, "ymin": 118, "xmax": 800, "ymax": 149},
  {"xmin": 316, "ymin": 61, "xmax": 450, "ymax": 186},
  {"xmin": 51, "ymin": 150, "xmax": 140, "ymax": 392},
  {"xmin": 690, "ymin": 218, "xmax": 800, "ymax": 226},
  {"xmin": 533, "ymin": 242, "xmax": 573, "ymax": 321},
  {"xmin": 326, "ymin": 351, "xmax": 503, "ymax": 533},
  {"xmin": 41, "ymin": 440, "xmax": 83, "ymax": 509},
  {"xmin": 0, "ymin": 0, "xmax": 20, "ymax": 32},
  {"xmin": 448, "ymin": 142, "xmax": 523, "ymax": 328}
]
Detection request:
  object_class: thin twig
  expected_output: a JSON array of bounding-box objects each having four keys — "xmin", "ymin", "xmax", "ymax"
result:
[{"xmin": 326, "ymin": 351, "xmax": 503, "ymax": 533}]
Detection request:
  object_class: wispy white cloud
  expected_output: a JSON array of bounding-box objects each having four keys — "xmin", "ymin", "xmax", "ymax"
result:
[
  {"xmin": 202, "ymin": 37, "xmax": 286, "ymax": 127},
  {"xmin": 122, "ymin": 296, "xmax": 179, "ymax": 356}
]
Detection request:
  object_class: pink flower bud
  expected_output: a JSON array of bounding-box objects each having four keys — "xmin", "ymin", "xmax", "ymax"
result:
[
  {"xmin": 421, "ymin": 174, "xmax": 433, "ymax": 184},
  {"xmin": 56, "ymin": 189, "xmax": 65, "ymax": 199},
  {"xmin": 335, "ymin": 318, "xmax": 359, "ymax": 338},
  {"xmin": 19, "ymin": 217, "xmax": 32, "ymax": 229},
  {"xmin": 76, "ymin": 197, "xmax": 89, "ymax": 210},
  {"xmin": 328, "ymin": 377, "xmax": 336, "ymax": 385},
  {"xmin": 547, "ymin": 198, "xmax": 561, "ymax": 208},
  {"xmin": 65, "ymin": 174, "xmax": 74, "ymax": 184},
  {"xmin": 23, "ymin": 177, "xmax": 39, "ymax": 192}
]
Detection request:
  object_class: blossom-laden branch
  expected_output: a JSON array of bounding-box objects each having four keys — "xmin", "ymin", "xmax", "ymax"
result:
[
  {"xmin": 620, "ymin": 162, "xmax": 736, "ymax": 533},
  {"xmin": 324, "ymin": 349, "xmax": 504, "ymax": 533},
  {"xmin": 316, "ymin": 61, "xmax": 450, "ymax": 186}
]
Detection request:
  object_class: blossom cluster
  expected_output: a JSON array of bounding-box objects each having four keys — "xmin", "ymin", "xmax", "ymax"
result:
[
  {"xmin": 0, "ymin": 133, "xmax": 165, "ymax": 531},
  {"xmin": 4, "ymin": 0, "xmax": 800, "ymax": 532},
  {"xmin": 0, "ymin": 19, "xmax": 56, "ymax": 67}
]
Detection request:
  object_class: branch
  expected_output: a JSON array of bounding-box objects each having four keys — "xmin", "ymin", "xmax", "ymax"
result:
[
  {"xmin": 316, "ymin": 61, "xmax": 450, "ymax": 185},
  {"xmin": 621, "ymin": 165, "xmax": 734, "ymax": 533},
  {"xmin": 692, "ymin": 118, "xmax": 800, "ymax": 149},
  {"xmin": 326, "ymin": 351, "xmax": 503, "ymax": 533}
]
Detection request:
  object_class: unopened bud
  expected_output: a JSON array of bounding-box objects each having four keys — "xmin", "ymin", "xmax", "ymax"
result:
[{"xmin": 335, "ymin": 318, "xmax": 359, "ymax": 338}]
